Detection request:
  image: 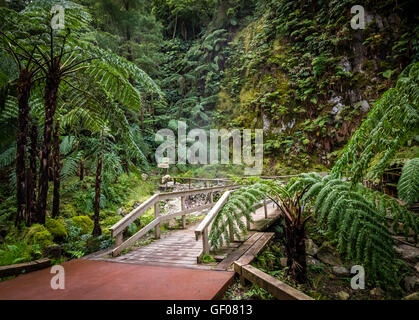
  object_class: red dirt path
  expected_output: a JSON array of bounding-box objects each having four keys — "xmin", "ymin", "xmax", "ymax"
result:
[{"xmin": 0, "ymin": 259, "xmax": 234, "ymax": 300}]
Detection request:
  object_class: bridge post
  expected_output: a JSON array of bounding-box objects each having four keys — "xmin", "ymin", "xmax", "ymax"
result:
[
  {"xmin": 202, "ymin": 227, "xmax": 209, "ymax": 255},
  {"xmin": 115, "ymin": 233, "xmax": 123, "ymax": 247},
  {"xmin": 181, "ymin": 196, "xmax": 186, "ymax": 228},
  {"xmin": 264, "ymin": 199, "xmax": 268, "ymax": 219},
  {"xmin": 154, "ymin": 201, "xmax": 161, "ymax": 239}
]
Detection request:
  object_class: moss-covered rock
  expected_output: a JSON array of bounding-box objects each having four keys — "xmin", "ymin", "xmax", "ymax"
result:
[
  {"xmin": 24, "ymin": 224, "xmax": 54, "ymax": 248},
  {"xmin": 45, "ymin": 218, "xmax": 67, "ymax": 239},
  {"xmin": 69, "ymin": 216, "xmax": 94, "ymax": 234}
]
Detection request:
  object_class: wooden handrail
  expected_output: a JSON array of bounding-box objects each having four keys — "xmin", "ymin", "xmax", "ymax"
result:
[
  {"xmin": 110, "ymin": 194, "xmax": 159, "ymax": 237},
  {"xmin": 195, "ymin": 190, "xmax": 232, "ymax": 240},
  {"xmin": 173, "ymin": 177, "xmax": 231, "ymax": 182},
  {"xmin": 194, "ymin": 193, "xmax": 274, "ymax": 263},
  {"xmin": 158, "ymin": 184, "xmax": 238, "ymax": 200},
  {"xmin": 109, "ymin": 184, "xmax": 238, "ymax": 257}
]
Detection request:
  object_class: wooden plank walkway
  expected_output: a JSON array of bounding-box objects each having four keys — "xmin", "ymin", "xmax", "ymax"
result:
[
  {"xmin": 91, "ymin": 203, "xmax": 280, "ymax": 270},
  {"xmin": 0, "ymin": 186, "xmax": 281, "ymax": 300},
  {"xmin": 102, "ymin": 227, "xmax": 209, "ymax": 269}
]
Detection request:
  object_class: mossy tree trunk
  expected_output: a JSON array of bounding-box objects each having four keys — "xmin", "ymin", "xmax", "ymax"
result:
[
  {"xmin": 26, "ymin": 121, "xmax": 38, "ymax": 225},
  {"xmin": 16, "ymin": 68, "xmax": 33, "ymax": 227},
  {"xmin": 52, "ymin": 120, "xmax": 61, "ymax": 218},
  {"xmin": 92, "ymin": 150, "xmax": 103, "ymax": 236},
  {"xmin": 36, "ymin": 61, "xmax": 61, "ymax": 225}
]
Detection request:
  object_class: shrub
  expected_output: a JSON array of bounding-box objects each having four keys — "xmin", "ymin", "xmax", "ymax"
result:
[
  {"xmin": 69, "ymin": 216, "xmax": 94, "ymax": 234},
  {"xmin": 24, "ymin": 224, "xmax": 54, "ymax": 248},
  {"xmin": 0, "ymin": 241, "xmax": 39, "ymax": 266},
  {"xmin": 60, "ymin": 203, "xmax": 78, "ymax": 218},
  {"xmin": 45, "ymin": 218, "xmax": 67, "ymax": 239},
  {"xmin": 101, "ymin": 215, "xmax": 121, "ymax": 229}
]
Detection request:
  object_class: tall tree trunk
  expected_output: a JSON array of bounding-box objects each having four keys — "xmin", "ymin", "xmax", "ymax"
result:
[
  {"xmin": 79, "ymin": 159, "xmax": 84, "ymax": 181},
  {"xmin": 15, "ymin": 68, "xmax": 32, "ymax": 227},
  {"xmin": 92, "ymin": 151, "xmax": 103, "ymax": 236},
  {"xmin": 52, "ymin": 120, "xmax": 61, "ymax": 218},
  {"xmin": 37, "ymin": 69, "xmax": 60, "ymax": 224},
  {"xmin": 26, "ymin": 121, "xmax": 38, "ymax": 225},
  {"xmin": 172, "ymin": 14, "xmax": 178, "ymax": 39}
]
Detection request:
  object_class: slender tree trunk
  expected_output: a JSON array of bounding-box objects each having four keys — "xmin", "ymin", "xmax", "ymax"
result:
[
  {"xmin": 15, "ymin": 68, "xmax": 32, "ymax": 227},
  {"xmin": 37, "ymin": 70, "xmax": 60, "ymax": 224},
  {"xmin": 79, "ymin": 159, "xmax": 84, "ymax": 181},
  {"xmin": 92, "ymin": 151, "xmax": 103, "ymax": 236},
  {"xmin": 172, "ymin": 14, "xmax": 177, "ymax": 39},
  {"xmin": 26, "ymin": 121, "xmax": 38, "ymax": 225},
  {"xmin": 150, "ymin": 93, "xmax": 154, "ymax": 131},
  {"xmin": 52, "ymin": 120, "xmax": 61, "ymax": 218}
]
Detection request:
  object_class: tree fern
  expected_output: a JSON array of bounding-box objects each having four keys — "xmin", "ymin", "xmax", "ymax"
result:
[
  {"xmin": 209, "ymin": 182, "xmax": 270, "ymax": 250},
  {"xmin": 332, "ymin": 62, "xmax": 419, "ymax": 182},
  {"xmin": 287, "ymin": 172, "xmax": 418, "ymax": 284},
  {"xmin": 397, "ymin": 158, "xmax": 419, "ymax": 205}
]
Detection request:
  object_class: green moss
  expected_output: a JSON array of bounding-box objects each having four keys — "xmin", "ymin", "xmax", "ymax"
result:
[
  {"xmin": 69, "ymin": 216, "xmax": 94, "ymax": 234},
  {"xmin": 60, "ymin": 203, "xmax": 78, "ymax": 218},
  {"xmin": 24, "ymin": 224, "xmax": 54, "ymax": 248},
  {"xmin": 201, "ymin": 254, "xmax": 216, "ymax": 263},
  {"xmin": 101, "ymin": 215, "xmax": 121, "ymax": 229},
  {"xmin": 46, "ymin": 218, "xmax": 67, "ymax": 239}
]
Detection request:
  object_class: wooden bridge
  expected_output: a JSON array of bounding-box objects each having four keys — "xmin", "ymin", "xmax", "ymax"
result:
[
  {"xmin": 0, "ymin": 176, "xmax": 306, "ymax": 300},
  {"xmin": 87, "ymin": 178, "xmax": 288, "ymax": 272}
]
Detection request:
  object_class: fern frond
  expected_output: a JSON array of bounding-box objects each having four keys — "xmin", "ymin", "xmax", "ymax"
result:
[{"xmin": 397, "ymin": 158, "xmax": 419, "ymax": 205}]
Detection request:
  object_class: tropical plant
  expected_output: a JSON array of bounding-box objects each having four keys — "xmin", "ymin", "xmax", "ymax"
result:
[
  {"xmin": 208, "ymin": 63, "xmax": 419, "ymax": 285},
  {"xmin": 397, "ymin": 158, "xmax": 419, "ymax": 205},
  {"xmin": 332, "ymin": 63, "xmax": 419, "ymax": 183},
  {"xmin": 0, "ymin": 0, "xmax": 160, "ymax": 226}
]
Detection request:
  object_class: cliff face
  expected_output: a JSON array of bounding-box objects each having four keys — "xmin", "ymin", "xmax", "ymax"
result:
[{"xmin": 214, "ymin": 0, "xmax": 418, "ymax": 174}]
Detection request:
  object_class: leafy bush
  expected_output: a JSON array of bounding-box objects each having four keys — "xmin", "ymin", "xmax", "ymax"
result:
[
  {"xmin": 68, "ymin": 216, "xmax": 94, "ymax": 234},
  {"xmin": 45, "ymin": 218, "xmax": 67, "ymax": 239},
  {"xmin": 101, "ymin": 215, "xmax": 121, "ymax": 229},
  {"xmin": 60, "ymin": 203, "xmax": 78, "ymax": 218},
  {"xmin": 0, "ymin": 241, "xmax": 40, "ymax": 266},
  {"xmin": 61, "ymin": 223, "xmax": 113, "ymax": 258},
  {"xmin": 24, "ymin": 224, "xmax": 54, "ymax": 248},
  {"xmin": 397, "ymin": 158, "xmax": 419, "ymax": 205}
]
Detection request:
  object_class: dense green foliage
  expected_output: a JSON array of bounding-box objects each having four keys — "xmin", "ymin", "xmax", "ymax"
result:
[
  {"xmin": 397, "ymin": 158, "xmax": 419, "ymax": 205},
  {"xmin": 0, "ymin": 0, "xmax": 417, "ymax": 297},
  {"xmin": 332, "ymin": 63, "xmax": 419, "ymax": 182},
  {"xmin": 210, "ymin": 64, "xmax": 419, "ymax": 286}
]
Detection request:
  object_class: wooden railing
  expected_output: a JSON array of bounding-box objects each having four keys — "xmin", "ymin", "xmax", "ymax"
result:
[
  {"xmin": 194, "ymin": 191, "xmax": 272, "ymax": 263},
  {"xmin": 172, "ymin": 177, "xmax": 231, "ymax": 189},
  {"xmin": 109, "ymin": 184, "xmax": 239, "ymax": 256}
]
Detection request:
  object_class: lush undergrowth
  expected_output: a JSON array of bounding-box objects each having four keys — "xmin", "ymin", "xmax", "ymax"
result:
[{"xmin": 0, "ymin": 172, "xmax": 155, "ymax": 268}]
